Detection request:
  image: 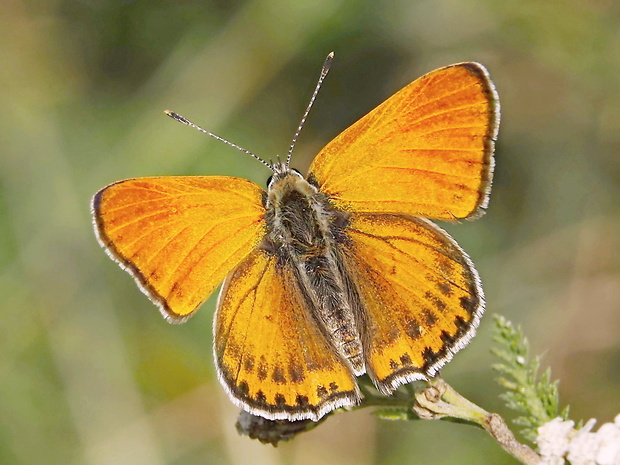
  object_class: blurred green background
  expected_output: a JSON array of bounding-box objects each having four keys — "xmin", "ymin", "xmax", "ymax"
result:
[{"xmin": 1, "ymin": 0, "xmax": 619, "ymax": 463}]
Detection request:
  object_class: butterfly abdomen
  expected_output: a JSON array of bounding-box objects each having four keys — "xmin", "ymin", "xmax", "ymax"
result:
[{"xmin": 263, "ymin": 170, "xmax": 366, "ymax": 375}]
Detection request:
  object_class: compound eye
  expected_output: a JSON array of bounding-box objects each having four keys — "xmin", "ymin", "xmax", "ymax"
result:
[{"xmin": 266, "ymin": 174, "xmax": 274, "ymax": 188}]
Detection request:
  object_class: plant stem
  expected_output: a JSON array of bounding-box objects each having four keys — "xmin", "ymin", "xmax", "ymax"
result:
[{"xmin": 414, "ymin": 377, "xmax": 541, "ymax": 465}]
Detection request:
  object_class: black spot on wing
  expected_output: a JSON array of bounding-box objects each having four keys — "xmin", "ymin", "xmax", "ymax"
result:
[
  {"xmin": 404, "ymin": 317, "xmax": 421, "ymax": 340},
  {"xmin": 289, "ymin": 362, "xmax": 305, "ymax": 383},
  {"xmin": 272, "ymin": 366, "xmax": 286, "ymax": 384},
  {"xmin": 257, "ymin": 358, "xmax": 268, "ymax": 381},
  {"xmin": 400, "ymin": 353, "xmax": 413, "ymax": 367},
  {"xmin": 243, "ymin": 355, "xmax": 255, "ymax": 372},
  {"xmin": 460, "ymin": 294, "xmax": 479, "ymax": 315},
  {"xmin": 421, "ymin": 309, "xmax": 438, "ymax": 326}
]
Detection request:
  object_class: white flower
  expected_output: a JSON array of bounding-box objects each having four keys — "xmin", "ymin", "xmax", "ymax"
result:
[
  {"xmin": 537, "ymin": 415, "xmax": 620, "ymax": 465},
  {"xmin": 538, "ymin": 417, "xmax": 575, "ymax": 464}
]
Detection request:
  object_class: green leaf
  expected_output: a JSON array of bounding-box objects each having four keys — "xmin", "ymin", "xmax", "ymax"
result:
[{"xmin": 491, "ymin": 315, "xmax": 568, "ymax": 442}]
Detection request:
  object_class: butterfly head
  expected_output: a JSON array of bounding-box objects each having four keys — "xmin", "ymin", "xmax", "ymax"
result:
[
  {"xmin": 265, "ymin": 163, "xmax": 316, "ymax": 211},
  {"xmin": 267, "ymin": 161, "xmax": 304, "ymax": 189}
]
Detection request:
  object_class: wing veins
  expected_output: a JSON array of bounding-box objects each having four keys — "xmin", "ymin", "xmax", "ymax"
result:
[
  {"xmin": 404, "ymin": 100, "xmax": 488, "ymax": 128},
  {"xmin": 364, "ymin": 164, "xmax": 482, "ymax": 180},
  {"xmin": 403, "ymin": 124, "xmax": 489, "ymax": 138},
  {"xmin": 323, "ymin": 129, "xmax": 488, "ymax": 190},
  {"xmin": 326, "ymin": 164, "xmax": 481, "ymax": 193},
  {"xmin": 396, "ymin": 66, "xmax": 476, "ymax": 115},
  {"xmin": 152, "ymin": 215, "xmax": 261, "ymax": 300},
  {"xmin": 103, "ymin": 187, "xmax": 261, "ymax": 214},
  {"xmin": 400, "ymin": 80, "xmax": 478, "ymax": 121},
  {"xmin": 233, "ymin": 268, "xmax": 267, "ymax": 384},
  {"xmin": 108, "ymin": 207, "xmax": 260, "ymax": 236},
  {"xmin": 350, "ymin": 228, "xmax": 471, "ymax": 293},
  {"xmin": 184, "ymin": 235, "xmax": 262, "ymax": 308}
]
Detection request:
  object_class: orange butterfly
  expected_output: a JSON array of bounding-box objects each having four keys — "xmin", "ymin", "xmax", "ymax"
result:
[{"xmin": 92, "ymin": 55, "xmax": 499, "ymax": 422}]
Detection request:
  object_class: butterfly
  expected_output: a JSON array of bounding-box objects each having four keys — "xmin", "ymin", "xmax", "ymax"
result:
[{"xmin": 92, "ymin": 55, "xmax": 499, "ymax": 422}]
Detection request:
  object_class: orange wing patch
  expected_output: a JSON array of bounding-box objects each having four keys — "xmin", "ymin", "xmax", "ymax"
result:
[
  {"xmin": 215, "ymin": 249, "xmax": 361, "ymax": 421},
  {"xmin": 309, "ymin": 63, "xmax": 499, "ymax": 220},
  {"xmin": 343, "ymin": 213, "xmax": 483, "ymax": 394},
  {"xmin": 92, "ymin": 176, "xmax": 266, "ymax": 321}
]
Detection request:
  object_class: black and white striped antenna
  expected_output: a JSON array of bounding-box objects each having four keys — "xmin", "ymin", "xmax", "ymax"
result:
[
  {"xmin": 164, "ymin": 52, "xmax": 335, "ymax": 172},
  {"xmin": 286, "ymin": 52, "xmax": 334, "ymax": 168}
]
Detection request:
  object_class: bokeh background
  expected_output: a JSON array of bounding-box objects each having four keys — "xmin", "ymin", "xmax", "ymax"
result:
[{"xmin": 2, "ymin": 0, "xmax": 619, "ymax": 463}]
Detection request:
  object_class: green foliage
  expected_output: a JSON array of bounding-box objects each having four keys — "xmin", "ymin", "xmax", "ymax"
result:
[
  {"xmin": 492, "ymin": 315, "xmax": 570, "ymax": 442},
  {"xmin": 373, "ymin": 408, "xmax": 418, "ymax": 421}
]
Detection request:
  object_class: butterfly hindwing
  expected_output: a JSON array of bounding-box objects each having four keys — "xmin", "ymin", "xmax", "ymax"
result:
[
  {"xmin": 92, "ymin": 176, "xmax": 266, "ymax": 322},
  {"xmin": 214, "ymin": 248, "xmax": 361, "ymax": 421},
  {"xmin": 342, "ymin": 213, "xmax": 483, "ymax": 393},
  {"xmin": 309, "ymin": 62, "xmax": 499, "ymax": 220}
]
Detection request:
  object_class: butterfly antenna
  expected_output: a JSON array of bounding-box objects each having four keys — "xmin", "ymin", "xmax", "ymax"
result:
[
  {"xmin": 285, "ymin": 52, "xmax": 334, "ymax": 168},
  {"xmin": 164, "ymin": 110, "xmax": 274, "ymax": 171}
]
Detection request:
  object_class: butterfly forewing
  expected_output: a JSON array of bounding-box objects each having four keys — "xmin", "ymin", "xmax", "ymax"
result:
[
  {"xmin": 309, "ymin": 63, "xmax": 499, "ymax": 220},
  {"xmin": 342, "ymin": 213, "xmax": 483, "ymax": 393},
  {"xmin": 214, "ymin": 249, "xmax": 361, "ymax": 421},
  {"xmin": 92, "ymin": 176, "xmax": 266, "ymax": 321}
]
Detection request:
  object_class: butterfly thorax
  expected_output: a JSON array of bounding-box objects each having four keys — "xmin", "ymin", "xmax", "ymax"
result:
[{"xmin": 262, "ymin": 168, "xmax": 365, "ymax": 375}]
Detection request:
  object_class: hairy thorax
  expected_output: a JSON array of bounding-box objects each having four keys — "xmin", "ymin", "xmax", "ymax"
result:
[{"xmin": 261, "ymin": 168, "xmax": 365, "ymax": 375}]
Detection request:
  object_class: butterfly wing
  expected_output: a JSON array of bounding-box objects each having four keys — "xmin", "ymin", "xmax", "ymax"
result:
[
  {"xmin": 215, "ymin": 248, "xmax": 361, "ymax": 421},
  {"xmin": 342, "ymin": 213, "xmax": 483, "ymax": 393},
  {"xmin": 309, "ymin": 62, "xmax": 499, "ymax": 220},
  {"xmin": 92, "ymin": 176, "xmax": 266, "ymax": 322}
]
